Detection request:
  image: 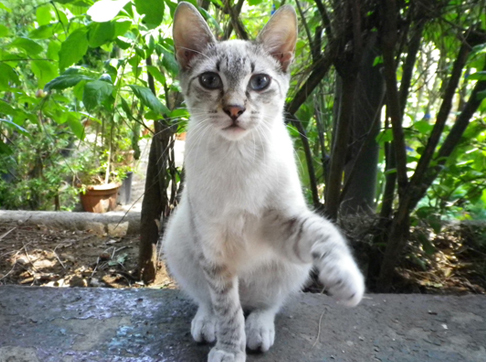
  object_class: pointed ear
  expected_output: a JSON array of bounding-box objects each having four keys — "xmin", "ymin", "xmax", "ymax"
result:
[
  {"xmin": 173, "ymin": 2, "xmax": 215, "ymax": 70},
  {"xmin": 257, "ymin": 5, "xmax": 298, "ymax": 72}
]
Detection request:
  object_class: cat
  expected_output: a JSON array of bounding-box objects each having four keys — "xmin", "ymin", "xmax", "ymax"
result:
[{"xmin": 161, "ymin": 3, "xmax": 365, "ymax": 362}]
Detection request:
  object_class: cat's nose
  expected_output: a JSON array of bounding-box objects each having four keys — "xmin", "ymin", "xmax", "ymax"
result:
[{"xmin": 223, "ymin": 104, "xmax": 246, "ymax": 121}]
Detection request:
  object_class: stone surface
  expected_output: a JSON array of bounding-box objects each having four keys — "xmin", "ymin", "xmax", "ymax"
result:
[
  {"xmin": 0, "ymin": 211, "xmax": 140, "ymax": 235},
  {"xmin": 0, "ymin": 286, "xmax": 485, "ymax": 362}
]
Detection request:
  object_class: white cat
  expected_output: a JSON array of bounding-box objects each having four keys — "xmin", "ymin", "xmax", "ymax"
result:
[{"xmin": 162, "ymin": 3, "xmax": 365, "ymax": 362}]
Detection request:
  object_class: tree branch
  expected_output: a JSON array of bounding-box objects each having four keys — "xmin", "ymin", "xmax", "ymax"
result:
[
  {"xmin": 381, "ymin": 0, "xmax": 408, "ymax": 195},
  {"xmin": 286, "ymin": 49, "xmax": 335, "ymax": 115}
]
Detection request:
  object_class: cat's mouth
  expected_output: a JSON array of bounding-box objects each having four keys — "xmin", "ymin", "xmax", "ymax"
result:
[{"xmin": 222, "ymin": 124, "xmax": 246, "ymax": 132}]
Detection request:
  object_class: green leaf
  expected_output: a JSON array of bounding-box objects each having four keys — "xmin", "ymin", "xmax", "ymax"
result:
[
  {"xmin": 120, "ymin": 97, "xmax": 132, "ymax": 119},
  {"xmin": 114, "ymin": 19, "xmax": 131, "ymax": 37},
  {"xmin": 0, "ymin": 63, "xmax": 19, "ymax": 90},
  {"xmin": 0, "ymin": 24, "xmax": 9, "ymax": 37},
  {"xmin": 414, "ymin": 120, "xmax": 433, "ymax": 134},
  {"xmin": 376, "ymin": 128, "xmax": 393, "ymax": 143},
  {"xmin": 477, "ymin": 89, "xmax": 486, "ymax": 100},
  {"xmin": 160, "ymin": 47, "xmax": 179, "ymax": 77},
  {"xmin": 36, "ymin": 5, "xmax": 52, "ymax": 26},
  {"xmin": 87, "ymin": 0, "xmax": 130, "ymax": 22},
  {"xmin": 59, "ymin": 28, "xmax": 89, "ymax": 71},
  {"xmin": 66, "ymin": 112, "xmax": 85, "ymax": 139},
  {"xmin": 0, "ymin": 118, "xmax": 28, "ymax": 133},
  {"xmin": 88, "ymin": 21, "xmax": 116, "ymax": 48},
  {"xmin": 29, "ymin": 24, "xmax": 54, "ymax": 39},
  {"xmin": 8, "ymin": 37, "xmax": 43, "ymax": 55},
  {"xmin": 134, "ymin": 0, "xmax": 164, "ymax": 29},
  {"xmin": 83, "ymin": 80, "xmax": 115, "ymax": 112},
  {"xmin": 44, "ymin": 69, "xmax": 94, "ymax": 91},
  {"xmin": 467, "ymin": 71, "xmax": 486, "ymax": 81},
  {"xmin": 47, "ymin": 40, "xmax": 61, "ymax": 61},
  {"xmin": 0, "ymin": 3, "xmax": 12, "ymax": 12},
  {"xmin": 0, "ymin": 140, "xmax": 13, "ymax": 155},
  {"xmin": 147, "ymin": 65, "xmax": 166, "ymax": 85},
  {"xmin": 31, "ymin": 60, "xmax": 58, "ymax": 88},
  {"xmin": 129, "ymin": 84, "xmax": 169, "ymax": 115}
]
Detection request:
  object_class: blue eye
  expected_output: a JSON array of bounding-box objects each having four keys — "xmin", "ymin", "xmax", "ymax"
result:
[
  {"xmin": 249, "ymin": 74, "xmax": 271, "ymax": 91},
  {"xmin": 199, "ymin": 72, "xmax": 222, "ymax": 89}
]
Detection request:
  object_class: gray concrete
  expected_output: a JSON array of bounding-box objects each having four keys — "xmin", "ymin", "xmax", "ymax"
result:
[
  {"xmin": 0, "ymin": 287, "xmax": 484, "ymax": 362},
  {"xmin": 0, "ymin": 211, "xmax": 141, "ymax": 236}
]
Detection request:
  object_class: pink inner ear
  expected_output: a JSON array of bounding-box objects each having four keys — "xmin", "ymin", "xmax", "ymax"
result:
[{"xmin": 271, "ymin": 51, "xmax": 293, "ymax": 71}]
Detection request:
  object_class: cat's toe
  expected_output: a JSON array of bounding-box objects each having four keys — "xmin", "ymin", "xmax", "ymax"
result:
[
  {"xmin": 245, "ymin": 311, "xmax": 275, "ymax": 352},
  {"xmin": 191, "ymin": 308, "xmax": 217, "ymax": 343},
  {"xmin": 208, "ymin": 348, "xmax": 245, "ymax": 362}
]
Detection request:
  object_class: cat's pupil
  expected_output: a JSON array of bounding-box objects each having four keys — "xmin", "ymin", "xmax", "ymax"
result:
[
  {"xmin": 199, "ymin": 72, "xmax": 222, "ymax": 89},
  {"xmin": 249, "ymin": 74, "xmax": 271, "ymax": 91}
]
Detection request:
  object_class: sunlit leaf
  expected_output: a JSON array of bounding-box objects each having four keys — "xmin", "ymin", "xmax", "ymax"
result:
[
  {"xmin": 36, "ymin": 5, "xmax": 52, "ymax": 26},
  {"xmin": 8, "ymin": 37, "xmax": 43, "ymax": 55},
  {"xmin": 134, "ymin": 0, "xmax": 164, "ymax": 29},
  {"xmin": 59, "ymin": 28, "xmax": 89, "ymax": 71},
  {"xmin": 31, "ymin": 60, "xmax": 58, "ymax": 88},
  {"xmin": 129, "ymin": 84, "xmax": 169, "ymax": 115},
  {"xmin": 87, "ymin": 0, "xmax": 130, "ymax": 22}
]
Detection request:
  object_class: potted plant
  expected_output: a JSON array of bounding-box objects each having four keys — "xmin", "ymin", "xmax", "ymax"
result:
[{"xmin": 76, "ymin": 147, "xmax": 122, "ymax": 213}]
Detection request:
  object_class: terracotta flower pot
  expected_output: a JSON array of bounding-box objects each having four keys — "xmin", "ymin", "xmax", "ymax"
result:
[{"xmin": 79, "ymin": 183, "xmax": 120, "ymax": 213}]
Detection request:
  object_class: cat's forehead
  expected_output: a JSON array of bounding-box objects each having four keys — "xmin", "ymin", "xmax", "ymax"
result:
[{"xmin": 193, "ymin": 40, "xmax": 276, "ymax": 75}]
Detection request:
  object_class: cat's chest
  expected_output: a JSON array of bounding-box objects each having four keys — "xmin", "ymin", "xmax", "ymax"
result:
[{"xmin": 186, "ymin": 144, "xmax": 272, "ymax": 215}]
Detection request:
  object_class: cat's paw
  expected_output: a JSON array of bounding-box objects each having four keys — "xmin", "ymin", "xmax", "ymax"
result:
[
  {"xmin": 191, "ymin": 308, "xmax": 217, "ymax": 343},
  {"xmin": 245, "ymin": 311, "xmax": 275, "ymax": 352},
  {"xmin": 312, "ymin": 244, "xmax": 365, "ymax": 307},
  {"xmin": 208, "ymin": 348, "xmax": 245, "ymax": 362}
]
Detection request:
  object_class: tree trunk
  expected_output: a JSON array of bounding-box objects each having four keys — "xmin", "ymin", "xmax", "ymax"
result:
[{"xmin": 340, "ymin": 34, "xmax": 384, "ymax": 215}]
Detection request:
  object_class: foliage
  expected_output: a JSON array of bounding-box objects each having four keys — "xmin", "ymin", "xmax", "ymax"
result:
[
  {"xmin": 0, "ymin": 0, "xmax": 178, "ymax": 209},
  {"xmin": 1, "ymin": 0, "xmax": 486, "ymax": 288}
]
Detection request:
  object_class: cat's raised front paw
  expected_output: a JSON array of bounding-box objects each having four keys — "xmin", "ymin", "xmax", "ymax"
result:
[
  {"xmin": 192, "ymin": 307, "xmax": 217, "ymax": 343},
  {"xmin": 312, "ymin": 245, "xmax": 365, "ymax": 307},
  {"xmin": 208, "ymin": 347, "xmax": 245, "ymax": 362},
  {"xmin": 245, "ymin": 310, "xmax": 275, "ymax": 352}
]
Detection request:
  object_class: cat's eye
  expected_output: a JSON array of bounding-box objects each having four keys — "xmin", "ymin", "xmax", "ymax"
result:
[
  {"xmin": 249, "ymin": 74, "xmax": 271, "ymax": 91},
  {"xmin": 199, "ymin": 72, "xmax": 222, "ymax": 89}
]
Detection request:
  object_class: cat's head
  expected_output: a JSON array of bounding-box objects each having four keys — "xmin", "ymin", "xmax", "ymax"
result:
[{"xmin": 173, "ymin": 2, "xmax": 297, "ymax": 141}]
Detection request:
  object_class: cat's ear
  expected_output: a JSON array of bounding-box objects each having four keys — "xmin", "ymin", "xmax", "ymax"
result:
[
  {"xmin": 173, "ymin": 2, "xmax": 215, "ymax": 70},
  {"xmin": 257, "ymin": 5, "xmax": 298, "ymax": 72}
]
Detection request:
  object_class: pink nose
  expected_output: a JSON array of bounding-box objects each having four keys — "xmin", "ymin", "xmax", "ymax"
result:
[{"xmin": 223, "ymin": 105, "xmax": 246, "ymax": 121}]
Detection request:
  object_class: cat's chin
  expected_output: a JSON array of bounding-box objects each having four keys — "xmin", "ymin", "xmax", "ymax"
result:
[{"xmin": 220, "ymin": 125, "xmax": 249, "ymax": 141}]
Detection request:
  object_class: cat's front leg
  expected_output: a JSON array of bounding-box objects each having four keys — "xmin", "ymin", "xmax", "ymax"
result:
[
  {"xmin": 270, "ymin": 211, "xmax": 365, "ymax": 306},
  {"xmin": 201, "ymin": 261, "xmax": 246, "ymax": 362}
]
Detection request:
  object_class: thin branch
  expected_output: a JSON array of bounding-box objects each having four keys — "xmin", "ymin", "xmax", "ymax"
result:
[
  {"xmin": 314, "ymin": 0, "xmax": 333, "ymax": 40},
  {"xmin": 407, "ymin": 39, "xmax": 471, "ymax": 201},
  {"xmin": 286, "ymin": 113, "xmax": 321, "ymax": 209}
]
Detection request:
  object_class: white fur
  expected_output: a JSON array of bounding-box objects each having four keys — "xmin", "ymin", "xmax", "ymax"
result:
[{"xmin": 162, "ymin": 3, "xmax": 365, "ymax": 361}]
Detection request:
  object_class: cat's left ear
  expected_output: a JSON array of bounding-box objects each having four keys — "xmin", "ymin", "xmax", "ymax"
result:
[{"xmin": 257, "ymin": 5, "xmax": 298, "ymax": 72}]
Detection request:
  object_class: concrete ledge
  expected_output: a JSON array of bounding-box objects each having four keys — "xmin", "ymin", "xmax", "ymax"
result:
[
  {"xmin": 0, "ymin": 286, "xmax": 484, "ymax": 361},
  {"xmin": 0, "ymin": 210, "xmax": 141, "ymax": 235}
]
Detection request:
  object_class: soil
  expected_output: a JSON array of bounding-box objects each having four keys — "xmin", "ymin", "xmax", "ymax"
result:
[
  {"xmin": 1, "ymin": 220, "xmax": 485, "ymax": 294},
  {"xmin": 0, "ymin": 221, "xmax": 173, "ymax": 289}
]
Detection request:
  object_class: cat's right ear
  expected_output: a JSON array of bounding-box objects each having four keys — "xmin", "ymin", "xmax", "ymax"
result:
[{"xmin": 173, "ymin": 2, "xmax": 215, "ymax": 70}]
